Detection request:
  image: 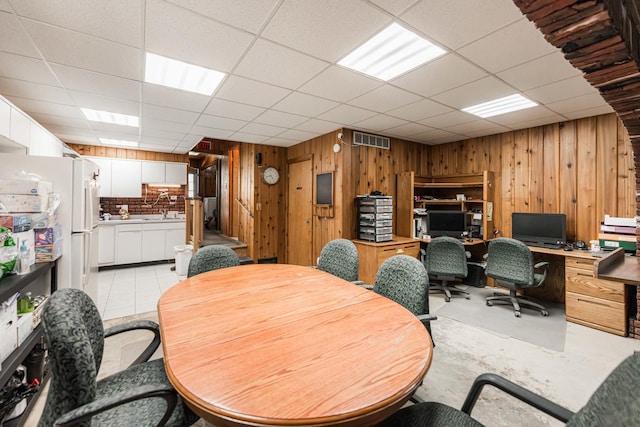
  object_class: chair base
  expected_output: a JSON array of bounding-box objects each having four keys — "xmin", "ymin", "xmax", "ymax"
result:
[
  {"xmin": 430, "ymin": 281, "xmax": 470, "ymax": 303},
  {"xmin": 486, "ymin": 289, "xmax": 549, "ymax": 317}
]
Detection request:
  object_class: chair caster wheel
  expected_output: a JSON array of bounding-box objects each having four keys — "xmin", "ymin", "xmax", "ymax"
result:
[
  {"xmin": 515, "ymin": 311, "xmax": 521, "ymax": 318},
  {"xmin": 445, "ymin": 297, "xmax": 451, "ymax": 302},
  {"xmin": 541, "ymin": 310, "xmax": 549, "ymax": 316},
  {"xmin": 465, "ymin": 295, "xmax": 470, "ymax": 300},
  {"xmin": 486, "ymin": 301, "xmax": 493, "ymax": 306}
]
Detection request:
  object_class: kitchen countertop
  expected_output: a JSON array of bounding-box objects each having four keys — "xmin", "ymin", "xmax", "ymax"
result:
[{"xmin": 98, "ymin": 216, "xmax": 186, "ymax": 225}]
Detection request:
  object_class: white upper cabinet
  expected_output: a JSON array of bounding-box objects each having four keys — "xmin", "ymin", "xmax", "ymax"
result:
[
  {"xmin": 111, "ymin": 159, "xmax": 142, "ymax": 197},
  {"xmin": 142, "ymin": 161, "xmax": 187, "ymax": 185},
  {"xmin": 87, "ymin": 157, "xmax": 113, "ymax": 197},
  {"xmin": 10, "ymin": 109, "xmax": 30, "ymax": 147},
  {"xmin": 0, "ymin": 99, "xmax": 10, "ymax": 137}
]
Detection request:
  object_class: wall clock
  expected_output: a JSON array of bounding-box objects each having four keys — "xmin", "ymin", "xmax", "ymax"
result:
[{"xmin": 262, "ymin": 166, "xmax": 280, "ymax": 185}]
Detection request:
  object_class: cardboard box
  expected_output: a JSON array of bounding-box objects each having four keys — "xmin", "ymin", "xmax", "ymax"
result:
[
  {"xmin": 0, "ymin": 214, "xmax": 31, "ymax": 232},
  {"xmin": 34, "ymin": 225, "xmax": 62, "ymax": 245},
  {"xmin": 16, "ymin": 312, "xmax": 33, "ymax": 346},
  {"xmin": 0, "ymin": 180, "xmax": 52, "ymax": 195},
  {"xmin": 12, "ymin": 230, "xmax": 35, "ymax": 268},
  {"xmin": 0, "ymin": 293, "xmax": 19, "ymax": 365},
  {"xmin": 0, "ymin": 194, "xmax": 48, "ymax": 213},
  {"xmin": 35, "ymin": 238, "xmax": 63, "ymax": 263}
]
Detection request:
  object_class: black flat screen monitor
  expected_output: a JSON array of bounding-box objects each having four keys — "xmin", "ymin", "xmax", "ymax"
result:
[
  {"xmin": 316, "ymin": 172, "xmax": 333, "ymax": 205},
  {"xmin": 427, "ymin": 210, "xmax": 466, "ymax": 238},
  {"xmin": 512, "ymin": 212, "xmax": 566, "ymax": 247}
]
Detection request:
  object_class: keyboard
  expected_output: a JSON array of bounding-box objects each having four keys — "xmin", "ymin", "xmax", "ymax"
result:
[{"xmin": 526, "ymin": 242, "xmax": 562, "ymax": 250}]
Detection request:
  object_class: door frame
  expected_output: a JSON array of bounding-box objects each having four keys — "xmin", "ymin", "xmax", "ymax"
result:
[{"xmin": 286, "ymin": 154, "xmax": 313, "ymax": 264}]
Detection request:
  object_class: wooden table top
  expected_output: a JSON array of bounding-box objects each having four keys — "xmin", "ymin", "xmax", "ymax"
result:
[{"xmin": 157, "ymin": 264, "xmax": 433, "ymax": 427}]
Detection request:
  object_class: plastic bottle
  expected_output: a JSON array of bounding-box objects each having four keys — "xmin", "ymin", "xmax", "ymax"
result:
[
  {"xmin": 16, "ymin": 240, "xmax": 30, "ymax": 275},
  {"xmin": 18, "ymin": 292, "xmax": 34, "ymax": 314}
]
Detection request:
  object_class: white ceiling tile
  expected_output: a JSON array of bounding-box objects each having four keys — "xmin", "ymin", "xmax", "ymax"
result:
[
  {"xmin": 524, "ymin": 76, "xmax": 600, "ymax": 105},
  {"xmin": 196, "ymin": 114, "xmax": 247, "ymax": 132},
  {"xmin": 457, "ymin": 19, "xmax": 557, "ymax": 73},
  {"xmin": 445, "ymin": 120, "xmax": 509, "ymax": 135},
  {"xmin": 165, "ymin": 0, "xmax": 280, "ymax": 33},
  {"xmin": 262, "ymin": 0, "xmax": 391, "ymax": 62},
  {"xmin": 0, "ymin": 52, "xmax": 59, "ymax": 86},
  {"xmin": 318, "ymin": 104, "xmax": 377, "ymax": 124},
  {"xmin": 262, "ymin": 137, "xmax": 299, "ymax": 148},
  {"xmin": 204, "ymin": 99, "xmax": 265, "ymax": 121},
  {"xmin": 561, "ymin": 104, "xmax": 614, "ymax": 120},
  {"xmin": 140, "ymin": 135, "xmax": 183, "ymax": 145},
  {"xmin": 140, "ymin": 143, "xmax": 175, "ymax": 153},
  {"xmin": 545, "ymin": 93, "xmax": 612, "ymax": 116},
  {"xmin": 229, "ymin": 132, "xmax": 270, "ymax": 143},
  {"xmin": 216, "ymin": 76, "xmax": 291, "ymax": 108},
  {"xmin": 181, "ymin": 134, "xmax": 204, "ymax": 145},
  {"xmin": 6, "ymin": 96, "xmax": 85, "ymax": 119},
  {"xmin": 500, "ymin": 113, "xmax": 569, "ymax": 130},
  {"xmin": 69, "ymin": 91, "xmax": 139, "ymax": 116},
  {"xmin": 90, "ymin": 122, "xmax": 139, "ymax": 135},
  {"xmin": 299, "ymin": 66, "xmax": 382, "ymax": 103},
  {"xmin": 141, "ymin": 118, "xmax": 192, "ymax": 133},
  {"xmin": 412, "ymin": 128, "xmax": 464, "ymax": 141},
  {"xmin": 0, "ymin": 77, "xmax": 73, "ymax": 105},
  {"xmin": 29, "ymin": 113, "xmax": 91, "ymax": 129},
  {"xmin": 348, "ymin": 86, "xmax": 422, "ymax": 113},
  {"xmin": 254, "ymin": 110, "xmax": 307, "ymax": 128},
  {"xmin": 431, "ymin": 134, "xmax": 466, "ymax": 144},
  {"xmin": 272, "ymin": 92, "xmax": 338, "ymax": 117},
  {"xmin": 189, "ymin": 126, "xmax": 234, "ymax": 140},
  {"xmin": 487, "ymin": 105, "xmax": 563, "ymax": 127},
  {"xmin": 22, "ymin": 19, "xmax": 141, "ymax": 80},
  {"xmin": 12, "ymin": 0, "xmax": 142, "ymax": 47},
  {"xmin": 385, "ymin": 122, "xmax": 434, "ymax": 137},
  {"xmin": 430, "ymin": 76, "xmax": 515, "ymax": 109},
  {"xmin": 391, "ymin": 54, "xmax": 487, "ymax": 97},
  {"xmin": 0, "ymin": 1, "xmax": 11, "ymax": 12},
  {"xmin": 235, "ymin": 39, "xmax": 328, "ymax": 89},
  {"xmin": 0, "ymin": 11, "xmax": 40, "ymax": 57},
  {"xmin": 51, "ymin": 64, "xmax": 140, "ymax": 102},
  {"xmin": 497, "ymin": 51, "xmax": 582, "ymax": 91},
  {"xmin": 142, "ymin": 83, "xmax": 210, "ymax": 112},
  {"xmin": 369, "ymin": 0, "xmax": 420, "ymax": 15},
  {"xmin": 145, "ymin": 0, "xmax": 253, "ymax": 72},
  {"xmin": 57, "ymin": 134, "xmax": 100, "ymax": 145},
  {"xmin": 387, "ymin": 99, "xmax": 453, "ymax": 121},
  {"xmin": 43, "ymin": 124, "xmax": 93, "ymax": 136},
  {"xmin": 277, "ymin": 128, "xmax": 318, "ymax": 142},
  {"xmin": 141, "ymin": 104, "xmax": 200, "ymax": 125},
  {"xmin": 295, "ymin": 118, "xmax": 341, "ymax": 134},
  {"xmin": 353, "ymin": 114, "xmax": 408, "ymax": 131},
  {"xmin": 240, "ymin": 122, "xmax": 287, "ymax": 137},
  {"xmin": 91, "ymin": 128, "xmax": 140, "ymax": 140},
  {"xmin": 419, "ymin": 110, "xmax": 476, "ymax": 128},
  {"xmin": 401, "ymin": 0, "xmax": 523, "ymax": 49}
]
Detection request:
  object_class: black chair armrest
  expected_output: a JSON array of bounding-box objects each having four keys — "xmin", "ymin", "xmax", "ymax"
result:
[
  {"xmin": 417, "ymin": 314, "xmax": 437, "ymax": 323},
  {"xmin": 54, "ymin": 383, "xmax": 177, "ymax": 427},
  {"xmin": 104, "ymin": 320, "xmax": 161, "ymax": 366},
  {"xmin": 534, "ymin": 261, "xmax": 550, "ymax": 270},
  {"xmin": 460, "ymin": 373, "xmax": 574, "ymax": 423}
]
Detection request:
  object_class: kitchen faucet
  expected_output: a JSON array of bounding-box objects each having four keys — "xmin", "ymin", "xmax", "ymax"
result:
[{"xmin": 161, "ymin": 209, "xmax": 167, "ymax": 219}]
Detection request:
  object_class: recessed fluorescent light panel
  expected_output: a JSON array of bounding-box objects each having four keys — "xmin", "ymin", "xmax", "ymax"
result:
[
  {"xmin": 145, "ymin": 53, "xmax": 226, "ymax": 95},
  {"xmin": 81, "ymin": 108, "xmax": 139, "ymax": 127},
  {"xmin": 338, "ymin": 23, "xmax": 446, "ymax": 81},
  {"xmin": 99, "ymin": 138, "xmax": 139, "ymax": 148},
  {"xmin": 462, "ymin": 94, "xmax": 538, "ymax": 118}
]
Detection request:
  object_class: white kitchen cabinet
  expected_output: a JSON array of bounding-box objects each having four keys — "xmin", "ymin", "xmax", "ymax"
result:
[
  {"xmin": 165, "ymin": 163, "xmax": 187, "ymax": 185},
  {"xmin": 142, "ymin": 223, "xmax": 167, "ymax": 262},
  {"xmin": 111, "ymin": 159, "xmax": 142, "ymax": 197},
  {"xmin": 87, "ymin": 157, "xmax": 113, "ymax": 197},
  {"xmin": 142, "ymin": 161, "xmax": 187, "ymax": 185},
  {"xmin": 98, "ymin": 225, "xmax": 115, "ymax": 265},
  {"xmin": 115, "ymin": 224, "xmax": 142, "ymax": 264},
  {"xmin": 10, "ymin": 108, "xmax": 30, "ymax": 147},
  {"xmin": 165, "ymin": 225, "xmax": 186, "ymax": 259},
  {"xmin": 0, "ymin": 99, "xmax": 10, "ymax": 137}
]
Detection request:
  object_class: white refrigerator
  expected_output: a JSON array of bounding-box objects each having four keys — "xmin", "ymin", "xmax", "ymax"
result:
[{"xmin": 0, "ymin": 154, "xmax": 100, "ymax": 302}]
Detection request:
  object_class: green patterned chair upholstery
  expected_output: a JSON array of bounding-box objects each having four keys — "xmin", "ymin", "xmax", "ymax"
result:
[
  {"xmin": 38, "ymin": 288, "xmax": 198, "ymax": 427},
  {"xmin": 373, "ymin": 255, "xmax": 436, "ymax": 341},
  {"xmin": 187, "ymin": 245, "xmax": 240, "ymax": 277},
  {"xmin": 425, "ymin": 236, "xmax": 469, "ymax": 302},
  {"xmin": 378, "ymin": 351, "xmax": 640, "ymax": 426},
  {"xmin": 485, "ymin": 237, "xmax": 550, "ymax": 317},
  {"xmin": 316, "ymin": 238, "xmax": 363, "ymax": 284}
]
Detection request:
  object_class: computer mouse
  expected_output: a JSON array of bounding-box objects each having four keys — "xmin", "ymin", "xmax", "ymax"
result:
[{"xmin": 563, "ymin": 246, "xmax": 573, "ymax": 251}]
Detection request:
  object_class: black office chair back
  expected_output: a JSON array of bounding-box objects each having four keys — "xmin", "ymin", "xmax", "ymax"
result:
[
  {"xmin": 425, "ymin": 236, "xmax": 468, "ymax": 278},
  {"xmin": 485, "ymin": 238, "xmax": 534, "ymax": 286},
  {"xmin": 318, "ymin": 238, "xmax": 359, "ymax": 282},
  {"xmin": 374, "ymin": 255, "xmax": 428, "ymax": 317},
  {"xmin": 187, "ymin": 244, "xmax": 240, "ymax": 277}
]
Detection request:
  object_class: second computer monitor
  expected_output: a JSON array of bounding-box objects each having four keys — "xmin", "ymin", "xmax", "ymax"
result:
[{"xmin": 427, "ymin": 210, "xmax": 467, "ymax": 238}]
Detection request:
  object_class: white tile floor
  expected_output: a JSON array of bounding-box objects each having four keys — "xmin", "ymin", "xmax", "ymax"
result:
[{"xmin": 97, "ymin": 263, "xmax": 185, "ymax": 320}]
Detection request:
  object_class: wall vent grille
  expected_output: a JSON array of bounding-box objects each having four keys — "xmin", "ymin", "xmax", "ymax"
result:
[{"xmin": 353, "ymin": 131, "xmax": 390, "ymax": 149}]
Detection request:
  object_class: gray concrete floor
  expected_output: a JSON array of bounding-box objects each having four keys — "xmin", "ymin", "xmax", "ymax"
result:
[{"xmin": 22, "ymin": 280, "xmax": 640, "ymax": 426}]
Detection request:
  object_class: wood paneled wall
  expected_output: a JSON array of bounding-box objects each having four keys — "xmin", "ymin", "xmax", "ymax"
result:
[{"xmin": 67, "ymin": 143, "xmax": 188, "ymax": 162}]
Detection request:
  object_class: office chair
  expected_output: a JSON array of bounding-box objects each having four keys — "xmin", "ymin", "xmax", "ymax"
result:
[
  {"xmin": 187, "ymin": 244, "xmax": 240, "ymax": 277},
  {"xmin": 378, "ymin": 351, "xmax": 640, "ymax": 426},
  {"xmin": 425, "ymin": 236, "xmax": 469, "ymax": 302},
  {"xmin": 315, "ymin": 238, "xmax": 364, "ymax": 285},
  {"xmin": 373, "ymin": 255, "xmax": 437, "ymax": 341},
  {"xmin": 39, "ymin": 288, "xmax": 198, "ymax": 427},
  {"xmin": 485, "ymin": 237, "xmax": 550, "ymax": 317}
]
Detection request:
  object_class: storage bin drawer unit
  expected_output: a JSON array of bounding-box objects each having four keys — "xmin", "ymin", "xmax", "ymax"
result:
[
  {"xmin": 565, "ymin": 256, "xmax": 627, "ymax": 336},
  {"xmin": 356, "ymin": 196, "xmax": 393, "ymax": 243}
]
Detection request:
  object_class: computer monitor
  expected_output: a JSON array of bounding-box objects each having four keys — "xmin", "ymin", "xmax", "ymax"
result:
[
  {"xmin": 427, "ymin": 210, "xmax": 466, "ymax": 238},
  {"xmin": 512, "ymin": 212, "xmax": 567, "ymax": 248}
]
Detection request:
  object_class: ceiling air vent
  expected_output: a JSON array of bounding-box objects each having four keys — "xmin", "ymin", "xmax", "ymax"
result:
[{"xmin": 353, "ymin": 131, "xmax": 390, "ymax": 150}]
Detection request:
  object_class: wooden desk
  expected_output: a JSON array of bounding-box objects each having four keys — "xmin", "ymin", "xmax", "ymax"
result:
[
  {"xmin": 158, "ymin": 264, "xmax": 433, "ymax": 427},
  {"xmin": 352, "ymin": 236, "xmax": 420, "ymax": 285}
]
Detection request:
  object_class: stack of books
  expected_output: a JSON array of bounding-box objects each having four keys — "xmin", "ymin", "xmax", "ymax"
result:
[{"xmin": 599, "ymin": 215, "xmax": 637, "ymax": 252}]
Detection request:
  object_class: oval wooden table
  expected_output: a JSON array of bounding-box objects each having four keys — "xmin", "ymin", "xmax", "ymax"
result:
[{"xmin": 157, "ymin": 264, "xmax": 433, "ymax": 427}]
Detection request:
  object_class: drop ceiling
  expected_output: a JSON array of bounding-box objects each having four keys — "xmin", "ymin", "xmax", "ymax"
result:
[{"xmin": 0, "ymin": 0, "xmax": 613, "ymax": 154}]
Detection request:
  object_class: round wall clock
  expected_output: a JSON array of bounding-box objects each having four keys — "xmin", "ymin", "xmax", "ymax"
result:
[{"xmin": 262, "ymin": 166, "xmax": 280, "ymax": 185}]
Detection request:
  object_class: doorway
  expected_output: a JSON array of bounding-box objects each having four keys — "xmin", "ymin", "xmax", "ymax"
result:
[{"xmin": 287, "ymin": 158, "xmax": 313, "ymax": 265}]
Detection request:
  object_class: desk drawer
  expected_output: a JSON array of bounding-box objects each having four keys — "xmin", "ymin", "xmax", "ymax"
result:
[
  {"xmin": 565, "ymin": 257, "xmax": 595, "ymax": 271},
  {"xmin": 566, "ymin": 292, "xmax": 626, "ymax": 333},
  {"xmin": 376, "ymin": 242, "xmax": 419, "ymax": 265},
  {"xmin": 566, "ymin": 269, "xmax": 625, "ymax": 303}
]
